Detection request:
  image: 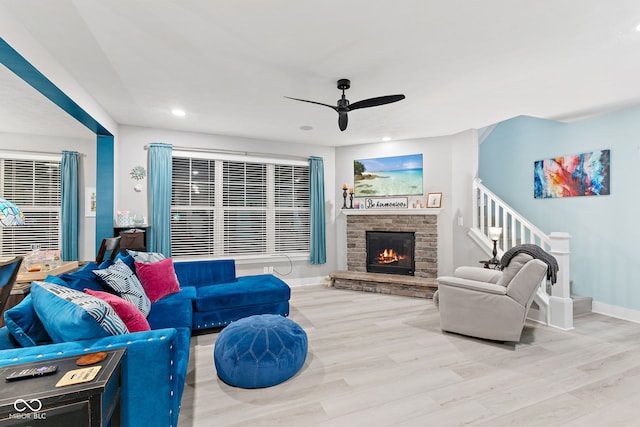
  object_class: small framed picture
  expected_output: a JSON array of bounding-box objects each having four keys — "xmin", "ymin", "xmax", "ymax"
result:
[
  {"xmin": 85, "ymin": 187, "xmax": 96, "ymax": 217},
  {"xmin": 426, "ymin": 192, "xmax": 442, "ymax": 208}
]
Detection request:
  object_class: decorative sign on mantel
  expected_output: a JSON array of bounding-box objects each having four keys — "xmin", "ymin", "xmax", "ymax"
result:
[{"xmin": 365, "ymin": 197, "xmax": 408, "ymax": 209}]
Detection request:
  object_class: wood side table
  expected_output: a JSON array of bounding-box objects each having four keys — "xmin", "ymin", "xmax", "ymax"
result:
[
  {"xmin": 0, "ymin": 348, "xmax": 125, "ymax": 426},
  {"xmin": 479, "ymin": 259, "xmax": 501, "ymax": 269}
]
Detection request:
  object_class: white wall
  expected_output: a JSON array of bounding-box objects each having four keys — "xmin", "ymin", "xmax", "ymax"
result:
[
  {"xmin": 116, "ymin": 125, "xmax": 336, "ymax": 284},
  {"xmin": 0, "ymin": 132, "xmax": 97, "ymax": 261},
  {"xmin": 334, "ymin": 129, "xmax": 478, "ymax": 277}
]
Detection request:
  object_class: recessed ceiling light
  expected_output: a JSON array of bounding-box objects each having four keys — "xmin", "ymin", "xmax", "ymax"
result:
[
  {"xmin": 171, "ymin": 109, "xmax": 186, "ymax": 117},
  {"xmin": 636, "ymin": 23, "xmax": 640, "ymax": 32},
  {"xmin": 382, "ymin": 136, "xmax": 392, "ymax": 142},
  {"xmin": 299, "ymin": 125, "xmax": 313, "ymax": 131}
]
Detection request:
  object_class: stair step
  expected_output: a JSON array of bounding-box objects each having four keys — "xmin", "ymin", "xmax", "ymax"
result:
[
  {"xmin": 572, "ymin": 294, "xmax": 592, "ymax": 316},
  {"xmin": 529, "ymin": 294, "xmax": 592, "ymax": 321}
]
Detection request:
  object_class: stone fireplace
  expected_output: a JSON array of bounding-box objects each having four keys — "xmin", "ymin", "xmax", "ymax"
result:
[
  {"xmin": 331, "ymin": 210, "xmax": 438, "ymax": 298},
  {"xmin": 346, "ymin": 212, "xmax": 437, "ymax": 278}
]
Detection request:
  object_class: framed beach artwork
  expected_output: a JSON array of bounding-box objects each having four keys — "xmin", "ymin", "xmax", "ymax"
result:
[
  {"xmin": 534, "ymin": 149, "xmax": 610, "ymax": 199},
  {"xmin": 354, "ymin": 154, "xmax": 423, "ymax": 197}
]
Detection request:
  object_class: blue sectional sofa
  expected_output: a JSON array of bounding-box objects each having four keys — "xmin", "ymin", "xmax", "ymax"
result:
[{"xmin": 0, "ymin": 256, "xmax": 291, "ymax": 427}]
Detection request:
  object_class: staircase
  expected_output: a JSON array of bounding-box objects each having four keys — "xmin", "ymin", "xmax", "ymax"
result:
[{"xmin": 471, "ymin": 178, "xmax": 577, "ymax": 330}]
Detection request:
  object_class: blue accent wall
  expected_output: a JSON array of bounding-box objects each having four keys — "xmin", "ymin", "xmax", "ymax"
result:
[
  {"xmin": 96, "ymin": 135, "xmax": 115, "ymax": 252},
  {"xmin": 480, "ymin": 109, "xmax": 640, "ymax": 310},
  {"xmin": 0, "ymin": 37, "xmax": 115, "ymax": 256}
]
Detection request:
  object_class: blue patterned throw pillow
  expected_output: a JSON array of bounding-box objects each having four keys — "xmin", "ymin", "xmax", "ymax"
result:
[
  {"xmin": 30, "ymin": 282, "xmax": 129, "ymax": 343},
  {"xmin": 93, "ymin": 259, "xmax": 151, "ymax": 316}
]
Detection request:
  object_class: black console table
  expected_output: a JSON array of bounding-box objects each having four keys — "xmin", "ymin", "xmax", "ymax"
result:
[{"xmin": 0, "ymin": 348, "xmax": 125, "ymax": 426}]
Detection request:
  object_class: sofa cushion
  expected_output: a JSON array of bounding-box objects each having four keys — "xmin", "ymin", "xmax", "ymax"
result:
[
  {"xmin": 195, "ymin": 274, "xmax": 290, "ymax": 312},
  {"xmin": 84, "ymin": 289, "xmax": 151, "ymax": 333},
  {"xmin": 3, "ymin": 294, "xmax": 52, "ymax": 347},
  {"xmin": 128, "ymin": 250, "xmax": 166, "ymax": 264},
  {"xmin": 147, "ymin": 293, "xmax": 195, "ymax": 330},
  {"xmin": 134, "ymin": 258, "xmax": 181, "ymax": 302},
  {"xmin": 114, "ymin": 252, "xmax": 136, "ymax": 271},
  {"xmin": 0, "ymin": 326, "xmax": 18, "ymax": 350},
  {"xmin": 174, "ymin": 259, "xmax": 237, "ymax": 288},
  {"xmin": 93, "ymin": 260, "xmax": 151, "ymax": 316},
  {"xmin": 31, "ymin": 282, "xmax": 129, "ymax": 343}
]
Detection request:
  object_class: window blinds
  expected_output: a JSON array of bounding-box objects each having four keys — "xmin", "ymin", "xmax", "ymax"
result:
[{"xmin": 171, "ymin": 156, "xmax": 310, "ymax": 258}]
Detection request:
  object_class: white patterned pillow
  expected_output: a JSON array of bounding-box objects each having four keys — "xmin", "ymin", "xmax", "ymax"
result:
[
  {"xmin": 93, "ymin": 259, "xmax": 151, "ymax": 316},
  {"xmin": 127, "ymin": 250, "xmax": 166, "ymax": 264},
  {"xmin": 31, "ymin": 282, "xmax": 129, "ymax": 342}
]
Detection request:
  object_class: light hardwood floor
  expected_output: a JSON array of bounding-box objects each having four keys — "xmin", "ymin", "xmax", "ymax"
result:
[{"xmin": 178, "ymin": 285, "xmax": 640, "ymax": 426}]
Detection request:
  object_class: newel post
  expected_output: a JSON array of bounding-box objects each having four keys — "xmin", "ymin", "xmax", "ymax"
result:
[{"xmin": 548, "ymin": 232, "xmax": 573, "ymax": 330}]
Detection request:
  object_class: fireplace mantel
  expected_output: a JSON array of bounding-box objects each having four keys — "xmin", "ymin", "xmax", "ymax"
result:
[{"xmin": 340, "ymin": 208, "xmax": 441, "ymax": 216}]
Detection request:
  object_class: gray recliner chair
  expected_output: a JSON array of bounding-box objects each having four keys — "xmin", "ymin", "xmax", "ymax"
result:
[{"xmin": 435, "ymin": 253, "xmax": 548, "ymax": 342}]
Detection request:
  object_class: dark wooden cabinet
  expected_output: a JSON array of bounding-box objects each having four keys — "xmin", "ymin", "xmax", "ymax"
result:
[
  {"xmin": 114, "ymin": 226, "xmax": 148, "ymax": 252},
  {"xmin": 0, "ymin": 349, "xmax": 125, "ymax": 426}
]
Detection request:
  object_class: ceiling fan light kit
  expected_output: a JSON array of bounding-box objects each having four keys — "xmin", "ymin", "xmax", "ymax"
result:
[{"xmin": 286, "ymin": 79, "xmax": 405, "ymax": 131}]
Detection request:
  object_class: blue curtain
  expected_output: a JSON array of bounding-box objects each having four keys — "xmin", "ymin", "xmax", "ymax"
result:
[
  {"xmin": 309, "ymin": 156, "xmax": 326, "ymax": 264},
  {"xmin": 148, "ymin": 142, "xmax": 173, "ymax": 256},
  {"xmin": 61, "ymin": 151, "xmax": 79, "ymax": 261}
]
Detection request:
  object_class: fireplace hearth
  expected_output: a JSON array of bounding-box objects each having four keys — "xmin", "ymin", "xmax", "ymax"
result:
[
  {"xmin": 366, "ymin": 231, "xmax": 415, "ymax": 276},
  {"xmin": 331, "ymin": 211, "xmax": 438, "ymax": 298}
]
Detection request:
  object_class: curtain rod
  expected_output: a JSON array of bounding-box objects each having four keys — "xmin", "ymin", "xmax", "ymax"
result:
[
  {"xmin": 0, "ymin": 148, "xmax": 86, "ymax": 157},
  {"xmin": 143, "ymin": 144, "xmax": 310, "ymax": 162}
]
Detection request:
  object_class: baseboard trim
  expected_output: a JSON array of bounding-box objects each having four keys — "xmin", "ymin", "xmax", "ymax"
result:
[
  {"xmin": 286, "ymin": 276, "xmax": 327, "ymax": 287},
  {"xmin": 592, "ymin": 301, "xmax": 640, "ymax": 324}
]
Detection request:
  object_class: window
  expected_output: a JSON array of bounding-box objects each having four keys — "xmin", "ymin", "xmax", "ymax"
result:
[
  {"xmin": 0, "ymin": 155, "xmax": 61, "ymax": 257},
  {"xmin": 171, "ymin": 154, "xmax": 310, "ymax": 258}
]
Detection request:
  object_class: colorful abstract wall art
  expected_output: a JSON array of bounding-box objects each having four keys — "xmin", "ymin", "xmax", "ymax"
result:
[
  {"xmin": 534, "ymin": 149, "xmax": 610, "ymax": 198},
  {"xmin": 354, "ymin": 154, "xmax": 423, "ymax": 197}
]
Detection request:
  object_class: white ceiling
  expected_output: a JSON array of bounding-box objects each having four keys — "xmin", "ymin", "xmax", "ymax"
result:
[{"xmin": 2, "ymin": 0, "xmax": 640, "ymax": 146}]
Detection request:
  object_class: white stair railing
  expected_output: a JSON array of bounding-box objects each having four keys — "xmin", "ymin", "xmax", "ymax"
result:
[{"xmin": 472, "ymin": 178, "xmax": 573, "ymax": 330}]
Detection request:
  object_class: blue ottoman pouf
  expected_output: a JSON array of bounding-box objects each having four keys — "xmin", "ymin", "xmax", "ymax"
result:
[{"xmin": 214, "ymin": 314, "xmax": 308, "ymax": 388}]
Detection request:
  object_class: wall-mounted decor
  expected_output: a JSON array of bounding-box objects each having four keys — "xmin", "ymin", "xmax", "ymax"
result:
[
  {"xmin": 130, "ymin": 166, "xmax": 146, "ymax": 180},
  {"xmin": 130, "ymin": 165, "xmax": 146, "ymax": 192},
  {"xmin": 426, "ymin": 192, "xmax": 442, "ymax": 208},
  {"xmin": 364, "ymin": 197, "xmax": 409, "ymax": 209},
  {"xmin": 85, "ymin": 187, "xmax": 96, "ymax": 217},
  {"xmin": 534, "ymin": 149, "xmax": 610, "ymax": 198},
  {"xmin": 354, "ymin": 154, "xmax": 423, "ymax": 197}
]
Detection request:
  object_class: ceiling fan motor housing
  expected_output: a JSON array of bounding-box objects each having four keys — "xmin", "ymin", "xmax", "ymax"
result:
[{"xmin": 337, "ymin": 79, "xmax": 351, "ymax": 90}]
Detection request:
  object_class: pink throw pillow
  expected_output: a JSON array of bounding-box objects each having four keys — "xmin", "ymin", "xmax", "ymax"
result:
[
  {"xmin": 134, "ymin": 258, "xmax": 181, "ymax": 302},
  {"xmin": 84, "ymin": 289, "xmax": 150, "ymax": 332}
]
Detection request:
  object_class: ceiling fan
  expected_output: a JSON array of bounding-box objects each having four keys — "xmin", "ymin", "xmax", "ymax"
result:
[{"xmin": 285, "ymin": 79, "xmax": 405, "ymax": 131}]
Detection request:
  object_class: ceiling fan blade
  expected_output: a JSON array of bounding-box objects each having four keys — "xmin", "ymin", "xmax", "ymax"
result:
[
  {"xmin": 348, "ymin": 94, "xmax": 405, "ymax": 111},
  {"xmin": 338, "ymin": 111, "xmax": 348, "ymax": 131},
  {"xmin": 284, "ymin": 96, "xmax": 337, "ymax": 111}
]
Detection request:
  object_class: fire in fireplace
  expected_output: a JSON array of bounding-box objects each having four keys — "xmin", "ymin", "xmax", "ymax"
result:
[{"xmin": 366, "ymin": 231, "xmax": 415, "ymax": 276}]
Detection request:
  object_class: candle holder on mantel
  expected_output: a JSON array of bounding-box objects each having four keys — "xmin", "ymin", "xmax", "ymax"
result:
[
  {"xmin": 342, "ymin": 187, "xmax": 348, "ymax": 209},
  {"xmin": 349, "ymin": 193, "xmax": 354, "ymax": 209}
]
